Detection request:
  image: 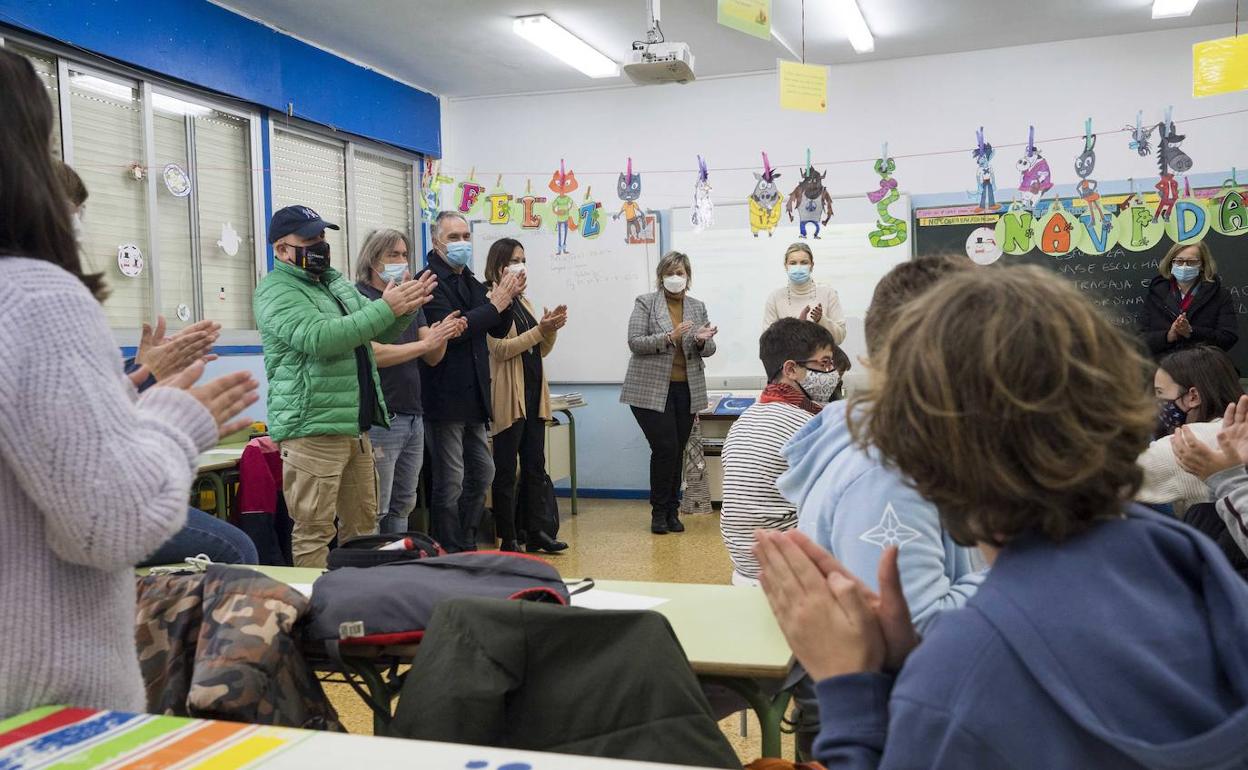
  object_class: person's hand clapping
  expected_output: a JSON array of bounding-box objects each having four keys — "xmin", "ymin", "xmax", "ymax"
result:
[
  {"xmin": 668, "ymin": 320, "xmax": 694, "ymax": 346},
  {"xmin": 754, "ymin": 529, "xmax": 887, "ymax": 680},
  {"xmin": 694, "ymin": 323, "xmax": 718, "ymax": 343},
  {"xmin": 383, "ymin": 270, "xmax": 436, "ymax": 316},
  {"xmin": 137, "ymin": 317, "xmax": 221, "ymax": 381},
  {"xmin": 539, "ymin": 305, "xmax": 568, "ymax": 336},
  {"xmin": 1172, "ymin": 425, "xmax": 1241, "ymax": 479},
  {"xmin": 1215, "ymin": 395, "xmax": 1248, "ymax": 468},
  {"xmin": 809, "ymin": 303, "xmax": 824, "ymax": 324},
  {"xmin": 159, "ymin": 360, "xmax": 259, "ymax": 439},
  {"xmin": 491, "ymin": 271, "xmax": 524, "ymax": 312},
  {"xmin": 429, "ymin": 310, "xmax": 468, "ymax": 342},
  {"xmin": 1176, "ymin": 313, "xmax": 1193, "ymax": 338}
]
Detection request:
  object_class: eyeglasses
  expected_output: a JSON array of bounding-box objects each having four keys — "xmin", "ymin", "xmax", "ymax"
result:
[
  {"xmin": 1172, "ymin": 259, "xmax": 1202, "ymax": 267},
  {"xmin": 799, "ymin": 358, "xmax": 837, "ymax": 373}
]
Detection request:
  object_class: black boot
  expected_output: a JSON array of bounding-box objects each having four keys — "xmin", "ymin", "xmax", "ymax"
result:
[
  {"xmin": 651, "ymin": 513, "xmax": 669, "ymax": 534},
  {"xmin": 666, "ymin": 511, "xmax": 685, "ymax": 533},
  {"xmin": 526, "ymin": 531, "xmax": 569, "ymax": 553},
  {"xmin": 499, "ymin": 540, "xmax": 520, "ymax": 552}
]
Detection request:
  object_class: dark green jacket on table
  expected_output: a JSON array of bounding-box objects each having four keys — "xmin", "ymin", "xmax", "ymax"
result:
[{"xmin": 254, "ymin": 261, "xmax": 412, "ymax": 443}]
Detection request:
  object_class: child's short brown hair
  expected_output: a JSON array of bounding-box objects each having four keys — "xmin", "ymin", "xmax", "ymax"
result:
[
  {"xmin": 863, "ymin": 255, "xmax": 970, "ymax": 358},
  {"xmin": 852, "ymin": 265, "xmax": 1155, "ymax": 546}
]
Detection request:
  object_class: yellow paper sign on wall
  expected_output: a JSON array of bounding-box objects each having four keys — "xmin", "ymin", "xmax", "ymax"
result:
[
  {"xmin": 1193, "ymin": 34, "xmax": 1248, "ymax": 97},
  {"xmin": 778, "ymin": 60, "xmax": 828, "ymax": 113},
  {"xmin": 718, "ymin": 0, "xmax": 771, "ymax": 40}
]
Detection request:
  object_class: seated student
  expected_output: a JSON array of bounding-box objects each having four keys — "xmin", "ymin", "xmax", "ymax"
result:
[
  {"xmin": 1137, "ymin": 345, "xmax": 1243, "ymax": 513},
  {"xmin": 0, "ymin": 49, "xmax": 258, "ymax": 719},
  {"xmin": 721, "ymin": 318, "xmax": 839, "ymax": 586},
  {"xmin": 781, "ymin": 256, "xmax": 985, "ymax": 633},
  {"xmin": 756, "ymin": 265, "xmax": 1248, "ymax": 769}
]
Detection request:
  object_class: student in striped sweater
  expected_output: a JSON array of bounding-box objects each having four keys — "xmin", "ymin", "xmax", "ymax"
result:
[{"xmin": 721, "ymin": 318, "xmax": 843, "ymax": 585}]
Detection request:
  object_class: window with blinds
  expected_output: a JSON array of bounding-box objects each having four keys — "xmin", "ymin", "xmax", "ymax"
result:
[
  {"xmin": 10, "ymin": 45, "xmax": 63, "ymax": 157},
  {"xmin": 353, "ymin": 151, "xmax": 414, "ymax": 263},
  {"xmin": 271, "ymin": 130, "xmax": 350, "ymax": 275},
  {"xmin": 69, "ymin": 70, "xmax": 152, "ymax": 329},
  {"xmin": 195, "ymin": 109, "xmax": 256, "ymax": 330}
]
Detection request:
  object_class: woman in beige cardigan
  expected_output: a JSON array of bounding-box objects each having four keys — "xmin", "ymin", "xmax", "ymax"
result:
[{"xmin": 485, "ymin": 238, "xmax": 569, "ymax": 553}]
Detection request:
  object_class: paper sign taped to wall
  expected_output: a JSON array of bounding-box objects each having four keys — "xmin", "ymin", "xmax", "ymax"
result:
[
  {"xmin": 778, "ymin": 59, "xmax": 828, "ymax": 113},
  {"xmin": 718, "ymin": 0, "xmax": 771, "ymax": 40},
  {"xmin": 1193, "ymin": 34, "xmax": 1248, "ymax": 97}
]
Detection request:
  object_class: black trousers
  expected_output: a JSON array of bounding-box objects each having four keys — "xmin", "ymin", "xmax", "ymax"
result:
[
  {"xmin": 630, "ymin": 382, "xmax": 693, "ymax": 517},
  {"xmin": 491, "ymin": 400, "xmax": 548, "ymax": 542}
]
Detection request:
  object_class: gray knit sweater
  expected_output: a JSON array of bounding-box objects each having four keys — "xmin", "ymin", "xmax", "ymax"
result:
[{"xmin": 0, "ymin": 257, "xmax": 218, "ymax": 719}]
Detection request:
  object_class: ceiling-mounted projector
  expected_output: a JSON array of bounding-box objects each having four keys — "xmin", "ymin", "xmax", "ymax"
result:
[{"xmin": 623, "ymin": 0, "xmax": 696, "ymax": 84}]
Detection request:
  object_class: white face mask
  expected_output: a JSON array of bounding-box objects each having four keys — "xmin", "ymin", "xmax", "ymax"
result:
[
  {"xmin": 506, "ymin": 263, "xmax": 526, "ymax": 276},
  {"xmin": 663, "ymin": 274, "xmax": 687, "ymax": 294},
  {"xmin": 799, "ymin": 369, "xmax": 841, "ymax": 403}
]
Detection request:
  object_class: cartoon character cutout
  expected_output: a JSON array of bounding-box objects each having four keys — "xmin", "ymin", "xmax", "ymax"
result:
[
  {"xmin": 612, "ymin": 157, "xmax": 644, "ymax": 243},
  {"xmin": 971, "ymin": 127, "xmax": 997, "ymax": 212},
  {"xmin": 548, "ymin": 160, "xmax": 578, "ymax": 255},
  {"xmin": 691, "ymin": 155, "xmax": 714, "ymax": 232},
  {"xmin": 748, "ymin": 152, "xmax": 783, "ymax": 238},
  {"xmin": 868, "ymin": 156, "xmax": 907, "ymax": 248},
  {"xmin": 1154, "ymin": 117, "xmax": 1192, "ymax": 223},
  {"xmin": 1126, "ymin": 111, "xmax": 1153, "ymax": 158},
  {"xmin": 1074, "ymin": 120, "xmax": 1105, "ymax": 225},
  {"xmin": 420, "ymin": 160, "xmax": 452, "ymax": 223},
  {"xmin": 1015, "ymin": 126, "xmax": 1052, "ymax": 211},
  {"xmin": 786, "ymin": 163, "xmax": 833, "ymax": 239}
]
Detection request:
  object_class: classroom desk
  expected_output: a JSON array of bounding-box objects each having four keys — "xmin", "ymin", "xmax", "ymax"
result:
[
  {"xmin": 143, "ymin": 566, "xmax": 794, "ymax": 757},
  {"xmin": 0, "ymin": 706, "xmax": 718, "ymax": 769},
  {"xmin": 193, "ymin": 443, "xmax": 247, "ymax": 517}
]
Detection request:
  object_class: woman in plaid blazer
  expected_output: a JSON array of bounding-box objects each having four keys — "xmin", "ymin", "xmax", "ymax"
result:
[{"xmin": 621, "ymin": 252, "xmax": 719, "ymax": 534}]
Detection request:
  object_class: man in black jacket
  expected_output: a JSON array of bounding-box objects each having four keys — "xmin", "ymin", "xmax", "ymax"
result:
[{"xmin": 422, "ymin": 211, "xmax": 523, "ymax": 552}]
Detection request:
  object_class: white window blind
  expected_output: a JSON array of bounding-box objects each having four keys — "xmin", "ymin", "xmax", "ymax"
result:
[
  {"xmin": 153, "ymin": 105, "xmax": 195, "ymax": 331},
  {"xmin": 69, "ymin": 71, "xmax": 151, "ymax": 328},
  {"xmin": 353, "ymin": 151, "xmax": 414, "ymax": 259},
  {"xmin": 12, "ymin": 46, "xmax": 61, "ymax": 158},
  {"xmin": 271, "ymin": 130, "xmax": 349, "ymax": 275},
  {"xmin": 195, "ymin": 110, "xmax": 256, "ymax": 330}
]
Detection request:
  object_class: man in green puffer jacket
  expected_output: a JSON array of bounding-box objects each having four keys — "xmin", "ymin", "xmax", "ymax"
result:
[{"xmin": 255, "ymin": 206, "xmax": 434, "ymax": 568}]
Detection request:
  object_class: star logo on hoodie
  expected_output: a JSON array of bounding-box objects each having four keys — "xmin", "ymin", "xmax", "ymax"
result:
[{"xmin": 860, "ymin": 503, "xmax": 921, "ymax": 550}]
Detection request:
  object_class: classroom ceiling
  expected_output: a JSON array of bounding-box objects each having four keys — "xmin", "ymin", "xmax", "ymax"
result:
[{"xmin": 211, "ymin": 0, "xmax": 1241, "ymax": 98}]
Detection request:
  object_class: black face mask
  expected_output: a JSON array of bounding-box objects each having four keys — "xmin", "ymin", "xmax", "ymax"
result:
[{"xmin": 291, "ymin": 240, "xmax": 331, "ymax": 275}]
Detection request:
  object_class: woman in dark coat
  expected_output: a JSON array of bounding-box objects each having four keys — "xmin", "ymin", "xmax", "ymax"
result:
[{"xmin": 1142, "ymin": 241, "xmax": 1239, "ymax": 358}]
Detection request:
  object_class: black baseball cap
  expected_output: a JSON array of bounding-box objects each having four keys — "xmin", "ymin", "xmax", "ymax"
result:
[{"xmin": 268, "ymin": 205, "xmax": 340, "ymax": 244}]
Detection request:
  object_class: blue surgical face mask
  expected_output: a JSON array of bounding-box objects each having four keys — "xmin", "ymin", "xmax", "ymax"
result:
[
  {"xmin": 444, "ymin": 241, "xmax": 473, "ymax": 268},
  {"xmin": 378, "ymin": 263, "xmax": 406, "ymax": 284},
  {"xmin": 787, "ymin": 265, "xmax": 811, "ymax": 284},
  {"xmin": 1172, "ymin": 264, "xmax": 1200, "ymax": 283}
]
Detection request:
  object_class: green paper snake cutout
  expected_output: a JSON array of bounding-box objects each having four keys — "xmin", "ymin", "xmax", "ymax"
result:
[{"xmin": 867, "ymin": 157, "xmax": 908, "ymax": 248}]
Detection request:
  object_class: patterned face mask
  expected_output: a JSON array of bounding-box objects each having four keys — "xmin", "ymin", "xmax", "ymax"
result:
[
  {"xmin": 1158, "ymin": 398, "xmax": 1189, "ymax": 433},
  {"xmin": 800, "ymin": 369, "xmax": 841, "ymax": 403}
]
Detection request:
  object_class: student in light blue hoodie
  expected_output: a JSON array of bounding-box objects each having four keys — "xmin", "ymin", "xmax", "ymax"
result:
[
  {"xmin": 780, "ymin": 255, "xmax": 984, "ymax": 633},
  {"xmin": 757, "ymin": 266, "xmax": 1248, "ymax": 769}
]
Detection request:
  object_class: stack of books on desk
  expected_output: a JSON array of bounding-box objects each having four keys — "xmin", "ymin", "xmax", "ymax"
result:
[{"xmin": 550, "ymin": 392, "xmax": 586, "ymax": 410}]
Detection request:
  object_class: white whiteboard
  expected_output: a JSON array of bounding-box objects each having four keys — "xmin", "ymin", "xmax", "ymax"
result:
[
  {"xmin": 672, "ymin": 197, "xmax": 912, "ymax": 388},
  {"xmin": 470, "ymin": 218, "xmax": 662, "ymax": 383}
]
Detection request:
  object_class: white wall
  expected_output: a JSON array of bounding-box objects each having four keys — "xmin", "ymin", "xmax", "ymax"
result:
[{"xmin": 444, "ymin": 24, "xmax": 1248, "ymax": 493}]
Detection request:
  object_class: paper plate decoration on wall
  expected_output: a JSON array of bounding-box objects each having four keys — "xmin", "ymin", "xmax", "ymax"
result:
[
  {"xmin": 162, "ymin": 163, "xmax": 191, "ymax": 198},
  {"xmin": 691, "ymin": 155, "xmax": 714, "ymax": 232},
  {"xmin": 867, "ymin": 148, "xmax": 906, "ymax": 248},
  {"xmin": 965, "ymin": 226, "xmax": 1002, "ymax": 265},
  {"xmin": 117, "ymin": 243, "xmax": 144, "ymax": 278},
  {"xmin": 787, "ymin": 150, "xmax": 833, "ymax": 239},
  {"xmin": 1113, "ymin": 193, "xmax": 1165, "ymax": 252},
  {"xmin": 517, "ymin": 179, "xmax": 547, "ymax": 231},
  {"xmin": 548, "ymin": 160, "xmax": 578, "ymax": 255},
  {"xmin": 971, "ymin": 127, "xmax": 997, "ymax": 212},
  {"xmin": 176, "ymin": 303, "xmax": 191, "ymax": 322},
  {"xmin": 217, "ymin": 222, "xmax": 240, "ymax": 257},
  {"xmin": 1211, "ymin": 173, "xmax": 1248, "ymax": 236},
  {"xmin": 456, "ymin": 168, "xmax": 485, "ymax": 215},
  {"xmin": 748, "ymin": 152, "xmax": 782, "ymax": 238},
  {"xmin": 1164, "ymin": 179, "xmax": 1211, "ymax": 245},
  {"xmin": 613, "ymin": 157, "xmax": 645, "ymax": 243},
  {"xmin": 994, "ymin": 202, "xmax": 1036, "ymax": 256},
  {"xmin": 486, "ymin": 175, "xmax": 514, "ymax": 226},
  {"xmin": 1033, "ymin": 198, "xmax": 1079, "ymax": 257},
  {"xmin": 1015, "ymin": 126, "xmax": 1053, "ymax": 212}
]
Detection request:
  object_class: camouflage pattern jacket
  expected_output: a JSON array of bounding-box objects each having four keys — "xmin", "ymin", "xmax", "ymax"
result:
[{"xmin": 135, "ymin": 565, "xmax": 342, "ymax": 731}]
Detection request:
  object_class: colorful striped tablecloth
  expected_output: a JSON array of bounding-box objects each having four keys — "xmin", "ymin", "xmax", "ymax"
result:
[{"xmin": 0, "ymin": 707, "xmax": 713, "ymax": 769}]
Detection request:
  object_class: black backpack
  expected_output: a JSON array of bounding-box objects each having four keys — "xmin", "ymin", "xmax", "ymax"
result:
[
  {"xmin": 326, "ymin": 532, "xmax": 443, "ymax": 570},
  {"xmin": 518, "ymin": 471, "xmax": 561, "ymax": 539}
]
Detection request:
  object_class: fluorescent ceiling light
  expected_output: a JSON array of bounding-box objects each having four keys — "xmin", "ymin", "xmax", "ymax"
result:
[
  {"xmin": 1153, "ymin": 0, "xmax": 1199, "ymax": 18},
  {"xmin": 152, "ymin": 93, "xmax": 213, "ymax": 117},
  {"xmin": 833, "ymin": 0, "xmax": 875, "ymax": 53},
  {"xmin": 513, "ymin": 15, "xmax": 620, "ymax": 78}
]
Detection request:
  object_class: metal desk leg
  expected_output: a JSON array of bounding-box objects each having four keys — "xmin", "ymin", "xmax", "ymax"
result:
[
  {"xmin": 559, "ymin": 408, "xmax": 578, "ymax": 516},
  {"xmin": 339, "ymin": 658, "xmax": 395, "ymax": 736},
  {"xmin": 703, "ymin": 676, "xmax": 792, "ymax": 758}
]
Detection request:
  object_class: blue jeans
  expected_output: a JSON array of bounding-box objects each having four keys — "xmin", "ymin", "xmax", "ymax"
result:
[
  {"xmin": 427, "ymin": 420, "xmax": 495, "ymax": 552},
  {"xmin": 138, "ymin": 507, "xmax": 259, "ymax": 567},
  {"xmin": 369, "ymin": 413, "xmax": 425, "ymax": 534}
]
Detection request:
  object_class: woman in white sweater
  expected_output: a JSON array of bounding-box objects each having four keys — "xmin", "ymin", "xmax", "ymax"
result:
[
  {"xmin": 1136, "ymin": 345, "xmax": 1243, "ymax": 513},
  {"xmin": 761, "ymin": 242, "xmax": 847, "ymax": 346},
  {"xmin": 0, "ymin": 50, "xmax": 258, "ymax": 719}
]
